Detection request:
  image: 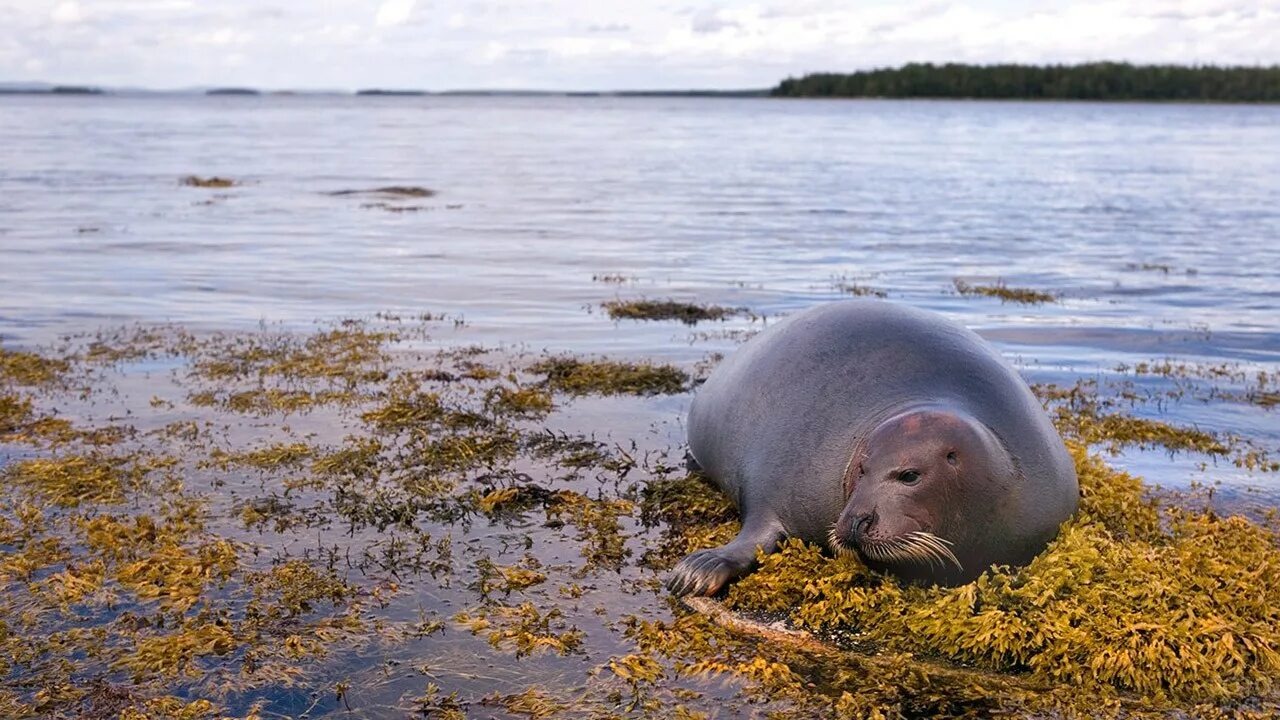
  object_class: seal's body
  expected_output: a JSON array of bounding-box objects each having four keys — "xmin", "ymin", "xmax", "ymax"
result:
[{"xmin": 668, "ymin": 300, "xmax": 1078, "ymax": 597}]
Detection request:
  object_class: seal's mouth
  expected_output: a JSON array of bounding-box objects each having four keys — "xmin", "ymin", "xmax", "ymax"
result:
[{"xmin": 828, "ymin": 527, "xmax": 963, "ymax": 572}]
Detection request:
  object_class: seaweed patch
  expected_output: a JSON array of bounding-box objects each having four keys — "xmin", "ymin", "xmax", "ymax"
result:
[
  {"xmin": 1, "ymin": 318, "xmax": 1277, "ymax": 718},
  {"xmin": 602, "ymin": 299, "xmax": 745, "ymax": 324},
  {"xmin": 179, "ymin": 176, "xmax": 238, "ymax": 188},
  {"xmin": 724, "ymin": 444, "xmax": 1280, "ymax": 706},
  {"xmin": 531, "ymin": 356, "xmax": 688, "ymax": 396},
  {"xmin": 954, "ymin": 279, "xmax": 1057, "ymax": 304}
]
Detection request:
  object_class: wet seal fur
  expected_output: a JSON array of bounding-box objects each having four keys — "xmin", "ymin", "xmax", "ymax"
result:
[{"xmin": 668, "ymin": 300, "xmax": 1078, "ymax": 597}]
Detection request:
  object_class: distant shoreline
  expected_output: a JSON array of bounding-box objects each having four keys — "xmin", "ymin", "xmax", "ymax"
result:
[
  {"xmin": 0, "ymin": 85, "xmax": 769, "ymax": 98},
  {"xmin": 4, "ymin": 60, "xmax": 1280, "ymax": 103},
  {"xmin": 772, "ymin": 62, "xmax": 1280, "ymax": 102}
]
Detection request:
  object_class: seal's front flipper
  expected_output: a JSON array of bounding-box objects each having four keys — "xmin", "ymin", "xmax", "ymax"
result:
[{"xmin": 666, "ymin": 519, "xmax": 783, "ymax": 597}]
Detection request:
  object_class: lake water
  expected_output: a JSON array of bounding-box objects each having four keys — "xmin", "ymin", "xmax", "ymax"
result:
[{"xmin": 2, "ymin": 95, "xmax": 1279, "ymax": 716}]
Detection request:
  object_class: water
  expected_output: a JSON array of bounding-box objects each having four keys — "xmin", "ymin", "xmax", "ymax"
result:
[
  {"xmin": 2, "ymin": 95, "xmax": 1279, "ymax": 715},
  {"xmin": 3, "ymin": 93, "xmax": 1278, "ymax": 475}
]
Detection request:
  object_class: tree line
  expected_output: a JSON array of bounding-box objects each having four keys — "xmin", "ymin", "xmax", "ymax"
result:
[{"xmin": 772, "ymin": 63, "xmax": 1280, "ymax": 102}]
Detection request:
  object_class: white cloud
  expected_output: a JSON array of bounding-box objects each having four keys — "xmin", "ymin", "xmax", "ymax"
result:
[
  {"xmin": 1, "ymin": 0, "xmax": 1277, "ymax": 89},
  {"xmin": 375, "ymin": 0, "xmax": 415, "ymax": 27},
  {"xmin": 50, "ymin": 1, "xmax": 83, "ymax": 24}
]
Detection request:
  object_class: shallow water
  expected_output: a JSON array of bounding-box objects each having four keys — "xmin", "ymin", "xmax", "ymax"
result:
[
  {"xmin": 3, "ymin": 93, "xmax": 1278, "ymax": 485},
  {"xmin": 2, "ymin": 95, "xmax": 1279, "ymax": 716}
]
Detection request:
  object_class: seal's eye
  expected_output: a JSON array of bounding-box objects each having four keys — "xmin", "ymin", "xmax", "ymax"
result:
[{"xmin": 898, "ymin": 469, "xmax": 921, "ymax": 485}]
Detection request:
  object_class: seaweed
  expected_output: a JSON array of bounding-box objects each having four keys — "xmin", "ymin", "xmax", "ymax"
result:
[
  {"xmin": 0, "ymin": 346, "xmax": 69, "ymax": 386},
  {"xmin": 1035, "ymin": 379, "xmax": 1278, "ymax": 471},
  {"xmin": 3, "ymin": 316, "xmax": 1277, "ymax": 718},
  {"xmin": 592, "ymin": 273, "xmax": 634, "ymax": 284},
  {"xmin": 602, "ymin": 299, "xmax": 744, "ymax": 324},
  {"xmin": 455, "ymin": 602, "xmax": 585, "ymax": 657},
  {"xmin": 953, "ymin": 279, "xmax": 1057, "ymax": 304},
  {"xmin": 3, "ymin": 454, "xmax": 160, "ymax": 507},
  {"xmin": 531, "ymin": 356, "xmax": 688, "ymax": 396},
  {"xmin": 725, "ymin": 443, "xmax": 1280, "ymax": 704},
  {"xmin": 0, "ymin": 393, "xmax": 34, "ymax": 434},
  {"xmin": 830, "ymin": 275, "xmax": 887, "ymax": 298},
  {"xmin": 179, "ymin": 176, "xmax": 237, "ymax": 188},
  {"xmin": 325, "ymin": 186, "xmax": 435, "ymax": 198}
]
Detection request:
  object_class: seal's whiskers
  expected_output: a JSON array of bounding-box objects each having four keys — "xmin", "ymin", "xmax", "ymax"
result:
[
  {"xmin": 857, "ymin": 532, "xmax": 963, "ymax": 572},
  {"xmin": 905, "ymin": 531, "xmax": 963, "ymax": 571}
]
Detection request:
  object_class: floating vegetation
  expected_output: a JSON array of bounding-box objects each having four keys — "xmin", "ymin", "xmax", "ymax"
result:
[
  {"xmin": 0, "ymin": 393, "xmax": 34, "ymax": 434},
  {"xmin": 829, "ymin": 274, "xmax": 887, "ymax": 298},
  {"xmin": 1117, "ymin": 360, "xmax": 1280, "ymax": 409},
  {"xmin": 833, "ymin": 282, "xmax": 886, "ymax": 298},
  {"xmin": 3, "ymin": 453, "xmax": 157, "ymax": 507},
  {"xmin": 484, "ymin": 385, "xmax": 554, "ymax": 418},
  {"xmin": 531, "ymin": 356, "xmax": 688, "ymax": 396},
  {"xmin": 953, "ymin": 279, "xmax": 1057, "ymax": 304},
  {"xmin": 189, "ymin": 387, "xmax": 359, "ymax": 415},
  {"xmin": 602, "ymin": 299, "xmax": 744, "ymax": 324},
  {"xmin": 189, "ymin": 325, "xmax": 394, "ymax": 385},
  {"xmin": 485, "ymin": 687, "xmax": 566, "ymax": 718},
  {"xmin": 475, "ymin": 556, "xmax": 547, "ymax": 596},
  {"xmin": 547, "ymin": 491, "xmax": 635, "ymax": 571},
  {"xmin": 0, "ymin": 346, "xmax": 69, "ymax": 385},
  {"xmin": 1125, "ymin": 261, "xmax": 1175, "ymax": 273},
  {"xmin": 179, "ymin": 175, "xmax": 237, "ymax": 188},
  {"xmin": 1035, "ymin": 379, "xmax": 1278, "ymax": 471},
  {"xmin": 592, "ymin": 273, "xmax": 634, "ymax": 284},
  {"xmin": 1123, "ymin": 262, "xmax": 1196, "ymax": 275},
  {"xmin": 358, "ymin": 202, "xmax": 428, "ymax": 212},
  {"xmin": 455, "ymin": 602, "xmax": 585, "ymax": 657},
  {"xmin": 325, "ymin": 186, "xmax": 435, "ymax": 198}
]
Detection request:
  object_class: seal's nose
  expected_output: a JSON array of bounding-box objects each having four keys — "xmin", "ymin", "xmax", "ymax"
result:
[{"xmin": 852, "ymin": 511, "xmax": 877, "ymax": 543}]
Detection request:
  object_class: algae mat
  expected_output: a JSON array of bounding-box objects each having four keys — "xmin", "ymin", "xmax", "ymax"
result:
[{"xmin": 1, "ymin": 315, "xmax": 1279, "ymax": 719}]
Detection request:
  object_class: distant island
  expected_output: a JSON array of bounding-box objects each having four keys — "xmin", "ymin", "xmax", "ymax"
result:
[
  {"xmin": 206, "ymin": 87, "xmax": 260, "ymax": 96},
  {"xmin": 356, "ymin": 89, "xmax": 428, "ymax": 96},
  {"xmin": 772, "ymin": 63, "xmax": 1280, "ymax": 102},
  {"xmin": 50, "ymin": 85, "xmax": 102, "ymax": 95},
  {"xmin": 0, "ymin": 83, "xmax": 102, "ymax": 95}
]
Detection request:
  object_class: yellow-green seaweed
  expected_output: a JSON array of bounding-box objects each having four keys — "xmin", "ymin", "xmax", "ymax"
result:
[
  {"xmin": 531, "ymin": 356, "xmax": 688, "ymax": 396},
  {"xmin": 954, "ymin": 279, "xmax": 1057, "ymax": 304},
  {"xmin": 602, "ymin": 299, "xmax": 744, "ymax": 324},
  {"xmin": 725, "ymin": 444, "xmax": 1280, "ymax": 704}
]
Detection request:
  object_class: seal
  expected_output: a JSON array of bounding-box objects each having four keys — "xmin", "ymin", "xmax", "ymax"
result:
[{"xmin": 667, "ymin": 300, "xmax": 1078, "ymax": 597}]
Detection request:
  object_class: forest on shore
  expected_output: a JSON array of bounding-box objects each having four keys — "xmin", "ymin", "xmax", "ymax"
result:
[{"xmin": 772, "ymin": 62, "xmax": 1280, "ymax": 101}]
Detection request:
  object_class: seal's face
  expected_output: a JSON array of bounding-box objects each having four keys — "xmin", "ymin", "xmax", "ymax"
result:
[{"xmin": 830, "ymin": 409, "xmax": 1015, "ymax": 584}]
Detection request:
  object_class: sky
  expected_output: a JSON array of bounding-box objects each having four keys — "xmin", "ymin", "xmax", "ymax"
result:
[{"xmin": 2, "ymin": 0, "xmax": 1278, "ymax": 90}]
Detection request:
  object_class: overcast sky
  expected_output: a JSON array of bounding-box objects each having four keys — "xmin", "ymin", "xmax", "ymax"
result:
[{"xmin": 2, "ymin": 0, "xmax": 1277, "ymax": 90}]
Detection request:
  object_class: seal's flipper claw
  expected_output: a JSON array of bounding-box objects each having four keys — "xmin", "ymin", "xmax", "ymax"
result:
[
  {"xmin": 667, "ymin": 518, "xmax": 784, "ymax": 597},
  {"xmin": 667, "ymin": 544, "xmax": 760, "ymax": 597},
  {"xmin": 665, "ymin": 548, "xmax": 737, "ymax": 594}
]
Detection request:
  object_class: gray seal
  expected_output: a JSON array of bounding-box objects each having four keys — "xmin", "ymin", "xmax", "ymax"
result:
[{"xmin": 667, "ymin": 300, "xmax": 1078, "ymax": 596}]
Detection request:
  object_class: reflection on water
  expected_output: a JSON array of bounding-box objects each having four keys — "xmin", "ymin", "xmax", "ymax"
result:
[{"xmin": 1, "ymin": 95, "xmax": 1279, "ymax": 716}]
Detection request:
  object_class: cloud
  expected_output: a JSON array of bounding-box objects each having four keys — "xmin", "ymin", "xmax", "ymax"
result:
[
  {"xmin": 0, "ymin": 0, "xmax": 1277, "ymax": 90},
  {"xmin": 690, "ymin": 9, "xmax": 740, "ymax": 34},
  {"xmin": 50, "ymin": 1, "xmax": 83, "ymax": 24},
  {"xmin": 374, "ymin": 0, "xmax": 415, "ymax": 27},
  {"xmin": 587, "ymin": 22, "xmax": 630, "ymax": 33}
]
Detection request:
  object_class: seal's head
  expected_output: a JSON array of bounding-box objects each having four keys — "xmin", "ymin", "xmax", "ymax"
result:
[{"xmin": 830, "ymin": 407, "xmax": 1026, "ymax": 585}]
